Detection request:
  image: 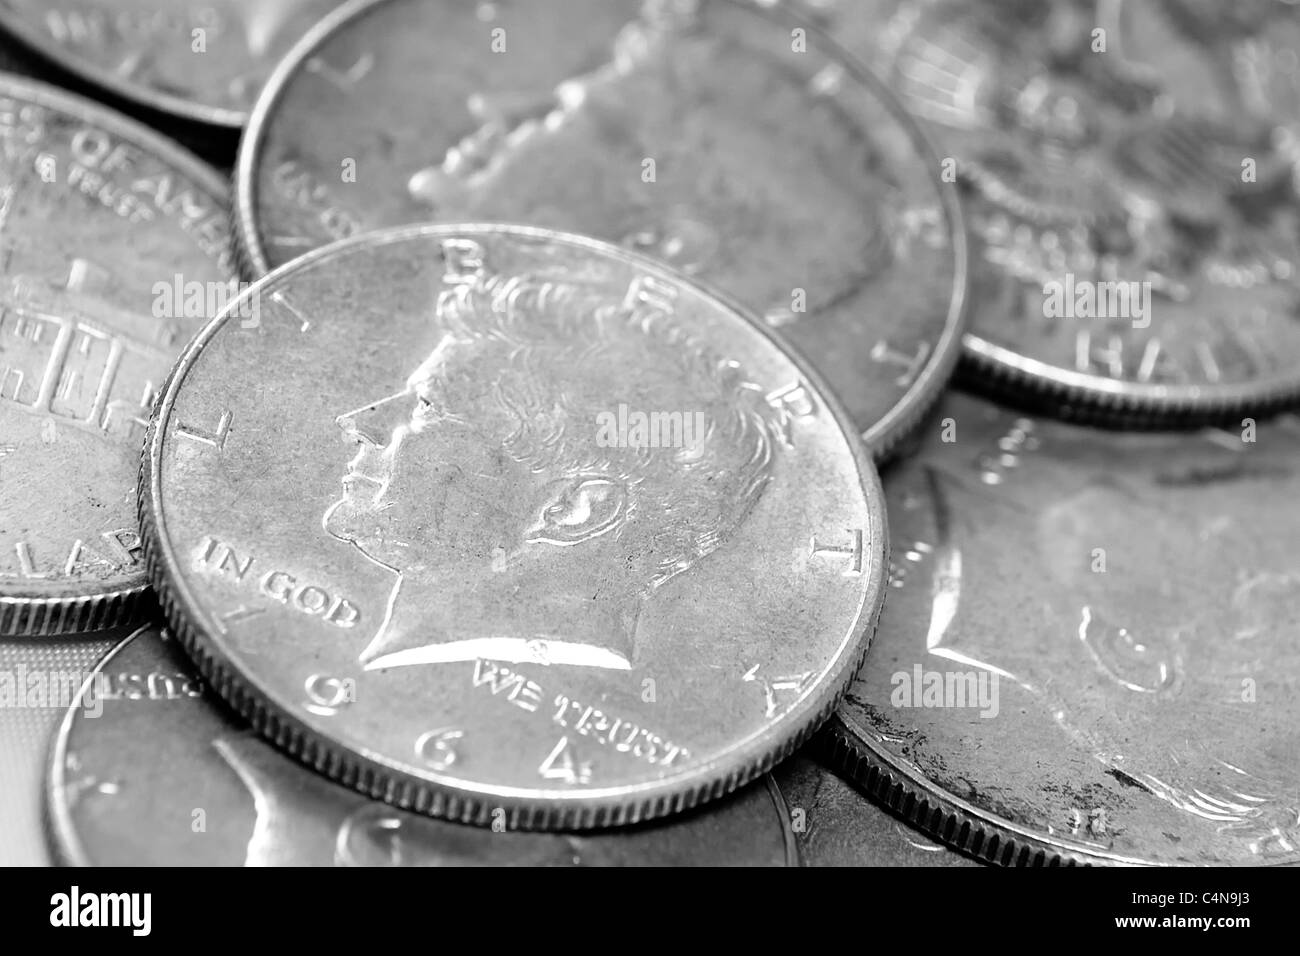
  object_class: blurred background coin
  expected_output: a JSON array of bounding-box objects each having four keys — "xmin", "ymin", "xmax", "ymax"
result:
[
  {"xmin": 140, "ymin": 223, "xmax": 888, "ymax": 830},
  {"xmin": 47, "ymin": 625, "xmax": 800, "ymax": 866},
  {"xmin": 0, "ymin": 0, "xmax": 341, "ymax": 128},
  {"xmin": 234, "ymin": 0, "xmax": 967, "ymax": 459},
  {"xmin": 0, "ymin": 75, "xmax": 233, "ymax": 637},
  {"xmin": 0, "ymin": 632, "xmax": 117, "ymax": 863},
  {"xmin": 811, "ymin": 0, "xmax": 1300, "ymax": 425},
  {"xmin": 828, "ymin": 391, "xmax": 1300, "ymax": 866}
]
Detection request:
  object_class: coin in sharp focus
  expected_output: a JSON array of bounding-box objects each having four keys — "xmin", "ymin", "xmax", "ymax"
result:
[
  {"xmin": 140, "ymin": 223, "xmax": 887, "ymax": 830},
  {"xmin": 47, "ymin": 625, "xmax": 801, "ymax": 865},
  {"xmin": 819, "ymin": 0, "xmax": 1300, "ymax": 424},
  {"xmin": 0, "ymin": 75, "xmax": 234, "ymax": 638},
  {"xmin": 827, "ymin": 391, "xmax": 1300, "ymax": 866},
  {"xmin": 0, "ymin": 1, "xmax": 341, "ymax": 128},
  {"xmin": 772, "ymin": 755, "xmax": 979, "ymax": 866},
  {"xmin": 233, "ymin": 0, "xmax": 967, "ymax": 460}
]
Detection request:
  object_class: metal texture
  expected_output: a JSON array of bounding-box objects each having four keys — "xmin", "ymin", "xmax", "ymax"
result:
[
  {"xmin": 814, "ymin": 0, "xmax": 1300, "ymax": 424},
  {"xmin": 140, "ymin": 223, "xmax": 888, "ymax": 830},
  {"xmin": 829, "ymin": 390, "xmax": 1300, "ymax": 866},
  {"xmin": 0, "ymin": 1, "xmax": 340, "ymax": 127},
  {"xmin": 0, "ymin": 74, "xmax": 233, "ymax": 637},
  {"xmin": 48, "ymin": 624, "xmax": 799, "ymax": 866},
  {"xmin": 774, "ymin": 754, "xmax": 979, "ymax": 866},
  {"xmin": 234, "ymin": 0, "xmax": 967, "ymax": 459}
]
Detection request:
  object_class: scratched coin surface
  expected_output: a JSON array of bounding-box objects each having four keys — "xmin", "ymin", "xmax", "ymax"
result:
[
  {"xmin": 815, "ymin": 0, "xmax": 1300, "ymax": 422},
  {"xmin": 140, "ymin": 224, "xmax": 887, "ymax": 829},
  {"xmin": 47, "ymin": 625, "xmax": 799, "ymax": 865},
  {"xmin": 0, "ymin": 1, "xmax": 340, "ymax": 127},
  {"xmin": 234, "ymin": 0, "xmax": 966, "ymax": 459},
  {"xmin": 0, "ymin": 75, "xmax": 233, "ymax": 638},
  {"xmin": 827, "ymin": 391, "xmax": 1300, "ymax": 866}
]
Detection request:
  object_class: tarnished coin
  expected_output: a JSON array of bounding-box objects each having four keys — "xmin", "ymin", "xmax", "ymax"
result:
[
  {"xmin": 234, "ymin": 0, "xmax": 967, "ymax": 459},
  {"xmin": 140, "ymin": 224, "xmax": 887, "ymax": 829},
  {"xmin": 0, "ymin": 631, "xmax": 117, "ymax": 864},
  {"xmin": 0, "ymin": 75, "xmax": 233, "ymax": 637},
  {"xmin": 815, "ymin": 0, "xmax": 1300, "ymax": 423},
  {"xmin": 47, "ymin": 625, "xmax": 800, "ymax": 866},
  {"xmin": 0, "ymin": 1, "xmax": 339, "ymax": 127},
  {"xmin": 773, "ymin": 755, "xmax": 979, "ymax": 866},
  {"xmin": 827, "ymin": 391, "xmax": 1300, "ymax": 866}
]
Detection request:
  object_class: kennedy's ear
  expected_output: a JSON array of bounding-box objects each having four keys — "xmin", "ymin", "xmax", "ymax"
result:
[{"xmin": 526, "ymin": 476, "xmax": 628, "ymax": 547}]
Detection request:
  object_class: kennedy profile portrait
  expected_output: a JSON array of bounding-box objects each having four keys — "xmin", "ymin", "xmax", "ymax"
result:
[{"xmin": 323, "ymin": 265, "xmax": 787, "ymax": 672}]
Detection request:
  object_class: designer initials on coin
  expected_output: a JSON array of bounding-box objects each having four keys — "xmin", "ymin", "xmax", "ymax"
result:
[{"xmin": 140, "ymin": 224, "xmax": 887, "ymax": 829}]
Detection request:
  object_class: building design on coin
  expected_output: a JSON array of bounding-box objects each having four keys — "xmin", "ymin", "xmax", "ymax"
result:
[
  {"xmin": 324, "ymin": 266, "xmax": 785, "ymax": 673},
  {"xmin": 0, "ymin": 76, "xmax": 233, "ymax": 638}
]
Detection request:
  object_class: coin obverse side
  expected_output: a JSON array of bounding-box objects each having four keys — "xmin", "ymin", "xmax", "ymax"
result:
[
  {"xmin": 47, "ymin": 624, "xmax": 800, "ymax": 865},
  {"xmin": 817, "ymin": 0, "xmax": 1300, "ymax": 424},
  {"xmin": 0, "ymin": 75, "xmax": 234, "ymax": 638},
  {"xmin": 234, "ymin": 0, "xmax": 967, "ymax": 460},
  {"xmin": 828, "ymin": 391, "xmax": 1300, "ymax": 866},
  {"xmin": 140, "ymin": 224, "xmax": 888, "ymax": 830},
  {"xmin": 0, "ymin": 1, "xmax": 341, "ymax": 128}
]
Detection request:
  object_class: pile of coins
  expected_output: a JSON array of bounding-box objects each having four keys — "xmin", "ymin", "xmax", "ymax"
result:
[{"xmin": 0, "ymin": 0, "xmax": 1297, "ymax": 867}]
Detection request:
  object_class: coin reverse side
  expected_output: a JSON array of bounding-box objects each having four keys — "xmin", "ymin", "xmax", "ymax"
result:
[
  {"xmin": 47, "ymin": 625, "xmax": 799, "ymax": 865},
  {"xmin": 141, "ymin": 223, "xmax": 887, "ymax": 830},
  {"xmin": 0, "ymin": 0, "xmax": 340, "ymax": 127},
  {"xmin": 235, "ymin": 0, "xmax": 967, "ymax": 459},
  {"xmin": 0, "ymin": 75, "xmax": 233, "ymax": 637},
  {"xmin": 818, "ymin": 0, "xmax": 1300, "ymax": 423},
  {"xmin": 830, "ymin": 391, "xmax": 1300, "ymax": 866}
]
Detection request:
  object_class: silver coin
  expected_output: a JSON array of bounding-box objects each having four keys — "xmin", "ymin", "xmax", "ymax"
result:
[
  {"xmin": 774, "ymin": 755, "xmax": 979, "ymax": 866},
  {"xmin": 829, "ymin": 391, "xmax": 1300, "ymax": 866},
  {"xmin": 234, "ymin": 0, "xmax": 967, "ymax": 459},
  {"xmin": 47, "ymin": 624, "xmax": 799, "ymax": 866},
  {"xmin": 818, "ymin": 0, "xmax": 1300, "ymax": 424},
  {"xmin": 0, "ymin": 1, "xmax": 341, "ymax": 127},
  {"xmin": 140, "ymin": 223, "xmax": 887, "ymax": 829},
  {"xmin": 0, "ymin": 75, "xmax": 233, "ymax": 637}
]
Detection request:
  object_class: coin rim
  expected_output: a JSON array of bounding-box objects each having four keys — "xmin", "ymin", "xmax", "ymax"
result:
[
  {"xmin": 0, "ymin": 7, "xmax": 254, "ymax": 127},
  {"xmin": 0, "ymin": 73, "xmax": 230, "ymax": 637},
  {"xmin": 44, "ymin": 625, "xmax": 143, "ymax": 867},
  {"xmin": 962, "ymin": 328, "xmax": 1300, "ymax": 424},
  {"xmin": 46, "ymin": 624, "xmax": 805, "ymax": 863},
  {"xmin": 140, "ymin": 221, "xmax": 888, "ymax": 830},
  {"xmin": 231, "ymin": 0, "xmax": 970, "ymax": 462}
]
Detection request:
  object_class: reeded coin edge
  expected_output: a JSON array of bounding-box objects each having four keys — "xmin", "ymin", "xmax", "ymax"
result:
[
  {"xmin": 0, "ymin": 74, "xmax": 231, "ymax": 636},
  {"xmin": 232, "ymin": 0, "xmax": 971, "ymax": 463},
  {"xmin": 43, "ymin": 626, "xmax": 145, "ymax": 867},
  {"xmin": 0, "ymin": 588, "xmax": 150, "ymax": 639},
  {"xmin": 45, "ymin": 624, "xmax": 804, "ymax": 865},
  {"xmin": 0, "ymin": 12, "xmax": 246, "ymax": 126},
  {"xmin": 822, "ymin": 713, "xmax": 1300, "ymax": 868},
  {"xmin": 141, "ymin": 221, "xmax": 889, "ymax": 831},
  {"xmin": 961, "ymin": 331, "xmax": 1300, "ymax": 426}
]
